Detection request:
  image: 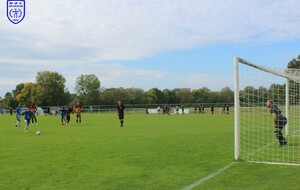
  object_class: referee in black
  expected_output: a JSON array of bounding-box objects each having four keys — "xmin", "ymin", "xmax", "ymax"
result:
[{"xmin": 117, "ymin": 100, "xmax": 125, "ymax": 127}]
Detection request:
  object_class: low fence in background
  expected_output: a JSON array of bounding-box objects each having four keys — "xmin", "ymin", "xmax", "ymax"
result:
[{"xmin": 0, "ymin": 103, "xmax": 234, "ymax": 115}]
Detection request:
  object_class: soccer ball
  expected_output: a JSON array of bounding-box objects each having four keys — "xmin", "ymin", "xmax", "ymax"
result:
[{"xmin": 36, "ymin": 130, "xmax": 41, "ymax": 135}]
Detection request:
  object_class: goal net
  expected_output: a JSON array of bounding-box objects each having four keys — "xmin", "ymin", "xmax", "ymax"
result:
[{"xmin": 234, "ymin": 57, "xmax": 300, "ymax": 166}]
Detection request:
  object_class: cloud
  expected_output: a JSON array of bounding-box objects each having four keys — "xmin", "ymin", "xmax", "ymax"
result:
[
  {"xmin": 174, "ymin": 73, "xmax": 233, "ymax": 91},
  {"xmin": 0, "ymin": 0, "xmax": 299, "ymax": 96},
  {"xmin": 0, "ymin": 0, "xmax": 300, "ymax": 61},
  {"xmin": 0, "ymin": 59, "xmax": 165, "ymax": 96}
]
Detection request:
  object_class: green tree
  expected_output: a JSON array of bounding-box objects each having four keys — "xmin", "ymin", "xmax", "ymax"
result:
[
  {"xmin": 12, "ymin": 83, "xmax": 25, "ymax": 99},
  {"xmin": 100, "ymin": 88, "xmax": 129, "ymax": 105},
  {"xmin": 69, "ymin": 93, "xmax": 79, "ymax": 106},
  {"xmin": 219, "ymin": 87, "xmax": 234, "ymax": 103},
  {"xmin": 126, "ymin": 88, "xmax": 146, "ymax": 104},
  {"xmin": 4, "ymin": 92, "xmax": 14, "ymax": 108},
  {"xmin": 11, "ymin": 83, "xmax": 25, "ymax": 107},
  {"xmin": 287, "ymin": 55, "xmax": 300, "ymax": 68},
  {"xmin": 192, "ymin": 87, "xmax": 211, "ymax": 103},
  {"xmin": 16, "ymin": 83, "xmax": 40, "ymax": 107},
  {"xmin": 268, "ymin": 84, "xmax": 285, "ymax": 102},
  {"xmin": 209, "ymin": 91, "xmax": 219, "ymax": 103},
  {"xmin": 287, "ymin": 55, "xmax": 300, "ymax": 102},
  {"xmin": 162, "ymin": 89, "xmax": 178, "ymax": 104},
  {"xmin": 145, "ymin": 88, "xmax": 165, "ymax": 104},
  {"xmin": 241, "ymin": 86, "xmax": 258, "ymax": 103},
  {"xmin": 175, "ymin": 88, "xmax": 192, "ymax": 103},
  {"xmin": 36, "ymin": 71, "xmax": 69, "ymax": 106},
  {"xmin": 257, "ymin": 86, "xmax": 268, "ymax": 103},
  {"xmin": 75, "ymin": 74, "xmax": 101, "ymax": 105}
]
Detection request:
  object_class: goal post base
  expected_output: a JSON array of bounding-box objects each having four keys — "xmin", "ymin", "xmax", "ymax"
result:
[{"xmin": 234, "ymin": 57, "xmax": 300, "ymax": 166}]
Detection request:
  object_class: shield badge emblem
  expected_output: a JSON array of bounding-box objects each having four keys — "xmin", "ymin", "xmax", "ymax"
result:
[{"xmin": 7, "ymin": 0, "xmax": 25, "ymax": 24}]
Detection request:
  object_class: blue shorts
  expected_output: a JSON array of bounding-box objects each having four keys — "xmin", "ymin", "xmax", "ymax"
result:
[
  {"xmin": 24, "ymin": 118, "xmax": 30, "ymax": 124},
  {"xmin": 61, "ymin": 115, "xmax": 66, "ymax": 119},
  {"xmin": 16, "ymin": 114, "xmax": 20, "ymax": 121}
]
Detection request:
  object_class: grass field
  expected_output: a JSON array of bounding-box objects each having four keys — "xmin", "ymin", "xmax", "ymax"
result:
[{"xmin": 0, "ymin": 112, "xmax": 300, "ymax": 190}]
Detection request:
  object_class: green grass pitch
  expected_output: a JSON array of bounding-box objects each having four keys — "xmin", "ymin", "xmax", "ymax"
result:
[{"xmin": 0, "ymin": 113, "xmax": 300, "ymax": 190}]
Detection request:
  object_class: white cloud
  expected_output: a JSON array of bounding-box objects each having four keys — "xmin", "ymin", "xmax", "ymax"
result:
[
  {"xmin": 0, "ymin": 0, "xmax": 299, "ymax": 96},
  {"xmin": 0, "ymin": 0, "xmax": 300, "ymax": 61},
  {"xmin": 0, "ymin": 59, "xmax": 165, "ymax": 96},
  {"xmin": 174, "ymin": 73, "xmax": 233, "ymax": 91}
]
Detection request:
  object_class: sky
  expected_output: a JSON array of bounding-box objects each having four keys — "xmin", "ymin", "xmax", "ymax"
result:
[{"xmin": 0, "ymin": 0, "xmax": 300, "ymax": 97}]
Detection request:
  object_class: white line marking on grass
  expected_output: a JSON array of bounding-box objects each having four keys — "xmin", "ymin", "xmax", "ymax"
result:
[
  {"xmin": 246, "ymin": 129, "xmax": 300, "ymax": 160},
  {"xmin": 181, "ymin": 162, "xmax": 237, "ymax": 190}
]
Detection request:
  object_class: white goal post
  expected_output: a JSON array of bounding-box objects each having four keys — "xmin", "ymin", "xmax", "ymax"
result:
[{"xmin": 234, "ymin": 57, "xmax": 300, "ymax": 166}]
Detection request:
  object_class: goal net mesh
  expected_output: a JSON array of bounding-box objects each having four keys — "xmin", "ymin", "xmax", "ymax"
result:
[{"xmin": 236, "ymin": 58, "xmax": 300, "ymax": 165}]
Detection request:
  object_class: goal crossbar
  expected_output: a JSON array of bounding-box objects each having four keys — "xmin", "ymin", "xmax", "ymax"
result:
[
  {"xmin": 234, "ymin": 57, "xmax": 300, "ymax": 166},
  {"xmin": 238, "ymin": 57, "xmax": 300, "ymax": 83}
]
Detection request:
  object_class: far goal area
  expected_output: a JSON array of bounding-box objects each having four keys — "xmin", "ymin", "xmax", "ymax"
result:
[{"xmin": 234, "ymin": 57, "xmax": 300, "ymax": 166}]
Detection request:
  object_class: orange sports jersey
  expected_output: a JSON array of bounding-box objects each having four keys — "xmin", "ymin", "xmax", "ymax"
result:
[
  {"xmin": 74, "ymin": 104, "xmax": 82, "ymax": 113},
  {"xmin": 29, "ymin": 105, "xmax": 37, "ymax": 112}
]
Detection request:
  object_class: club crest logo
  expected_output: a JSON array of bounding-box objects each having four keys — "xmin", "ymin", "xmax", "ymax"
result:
[{"xmin": 7, "ymin": 0, "xmax": 25, "ymax": 24}]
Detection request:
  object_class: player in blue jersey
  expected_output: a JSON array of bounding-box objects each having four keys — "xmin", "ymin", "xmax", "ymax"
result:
[
  {"xmin": 15, "ymin": 103, "xmax": 22, "ymax": 127},
  {"xmin": 21, "ymin": 108, "xmax": 34, "ymax": 133},
  {"xmin": 59, "ymin": 107, "xmax": 68, "ymax": 125}
]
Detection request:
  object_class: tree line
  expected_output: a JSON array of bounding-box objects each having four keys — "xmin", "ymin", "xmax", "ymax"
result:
[
  {"xmin": 240, "ymin": 55, "xmax": 300, "ymax": 104},
  {"xmin": 0, "ymin": 54, "xmax": 299, "ymax": 109},
  {"xmin": 0, "ymin": 72, "xmax": 234, "ymax": 109}
]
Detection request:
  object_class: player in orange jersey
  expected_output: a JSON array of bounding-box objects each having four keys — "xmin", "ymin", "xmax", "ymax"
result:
[{"xmin": 74, "ymin": 101, "xmax": 82, "ymax": 124}]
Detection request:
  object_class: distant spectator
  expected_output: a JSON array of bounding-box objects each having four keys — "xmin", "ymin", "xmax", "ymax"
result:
[
  {"xmin": 226, "ymin": 105, "xmax": 229, "ymax": 114},
  {"xmin": 176, "ymin": 106, "xmax": 179, "ymax": 114},
  {"xmin": 222, "ymin": 104, "xmax": 226, "ymax": 114}
]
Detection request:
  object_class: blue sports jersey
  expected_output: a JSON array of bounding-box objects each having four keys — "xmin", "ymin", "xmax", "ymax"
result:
[
  {"xmin": 21, "ymin": 110, "xmax": 34, "ymax": 120},
  {"xmin": 16, "ymin": 107, "xmax": 21, "ymax": 115},
  {"xmin": 59, "ymin": 108, "xmax": 68, "ymax": 115}
]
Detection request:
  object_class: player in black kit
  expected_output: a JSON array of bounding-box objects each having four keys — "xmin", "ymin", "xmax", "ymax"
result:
[
  {"xmin": 267, "ymin": 100, "xmax": 287, "ymax": 146},
  {"xmin": 117, "ymin": 100, "xmax": 125, "ymax": 127}
]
